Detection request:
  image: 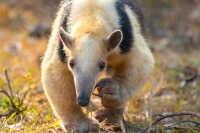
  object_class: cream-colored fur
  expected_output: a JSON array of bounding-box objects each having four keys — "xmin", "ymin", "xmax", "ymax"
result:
[{"xmin": 41, "ymin": 0, "xmax": 154, "ymax": 132}]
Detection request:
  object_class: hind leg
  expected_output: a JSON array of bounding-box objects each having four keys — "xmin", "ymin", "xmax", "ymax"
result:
[{"xmin": 94, "ymin": 108, "xmax": 124, "ymax": 124}]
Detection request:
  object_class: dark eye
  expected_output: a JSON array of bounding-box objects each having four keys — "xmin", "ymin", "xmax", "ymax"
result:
[
  {"xmin": 69, "ymin": 59, "xmax": 75, "ymax": 69},
  {"xmin": 99, "ymin": 61, "xmax": 106, "ymax": 71}
]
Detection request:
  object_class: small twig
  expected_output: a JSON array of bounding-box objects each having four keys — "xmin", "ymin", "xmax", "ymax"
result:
[
  {"xmin": 4, "ymin": 69, "xmax": 13, "ymax": 99},
  {"xmin": 0, "ymin": 88, "xmax": 28, "ymax": 117},
  {"xmin": 163, "ymin": 126, "xmax": 199, "ymax": 131},
  {"xmin": 164, "ymin": 127, "xmax": 199, "ymax": 133},
  {"xmin": 0, "ymin": 88, "xmax": 18, "ymax": 111},
  {"xmin": 90, "ymin": 107, "xmax": 92, "ymax": 133},
  {"xmin": 154, "ymin": 111, "xmax": 200, "ymax": 121},
  {"xmin": 19, "ymin": 89, "xmax": 29, "ymax": 107},
  {"xmin": 0, "ymin": 70, "xmax": 29, "ymax": 120},
  {"xmin": 167, "ymin": 120, "xmax": 200, "ymax": 128},
  {"xmin": 147, "ymin": 81, "xmax": 157, "ymax": 133},
  {"xmin": 120, "ymin": 118, "xmax": 127, "ymax": 133},
  {"xmin": 141, "ymin": 111, "xmax": 200, "ymax": 133}
]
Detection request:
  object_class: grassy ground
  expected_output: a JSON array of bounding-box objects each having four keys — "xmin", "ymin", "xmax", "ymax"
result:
[{"xmin": 0, "ymin": 1, "xmax": 200, "ymax": 132}]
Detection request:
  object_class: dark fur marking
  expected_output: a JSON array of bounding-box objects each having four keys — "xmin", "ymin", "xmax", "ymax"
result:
[
  {"xmin": 115, "ymin": 1, "xmax": 134, "ymax": 53},
  {"xmin": 58, "ymin": 40, "xmax": 67, "ymax": 62},
  {"xmin": 58, "ymin": 1, "xmax": 72, "ymax": 63},
  {"xmin": 58, "ymin": 16, "xmax": 68, "ymax": 62},
  {"xmin": 123, "ymin": 0, "xmax": 146, "ymax": 34}
]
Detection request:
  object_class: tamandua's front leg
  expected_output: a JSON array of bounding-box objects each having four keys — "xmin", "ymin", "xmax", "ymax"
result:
[
  {"xmin": 42, "ymin": 66, "xmax": 99, "ymax": 133},
  {"xmin": 94, "ymin": 78, "xmax": 126, "ymax": 125}
]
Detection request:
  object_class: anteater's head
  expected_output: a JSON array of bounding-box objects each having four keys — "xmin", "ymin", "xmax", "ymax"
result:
[{"xmin": 59, "ymin": 27, "xmax": 122, "ymax": 107}]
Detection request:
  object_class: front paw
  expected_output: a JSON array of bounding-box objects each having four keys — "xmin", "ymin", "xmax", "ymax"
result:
[{"xmin": 95, "ymin": 78, "xmax": 124, "ymax": 108}]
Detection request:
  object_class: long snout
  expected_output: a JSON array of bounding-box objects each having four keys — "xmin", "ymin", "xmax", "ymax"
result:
[{"xmin": 74, "ymin": 76, "xmax": 96, "ymax": 107}]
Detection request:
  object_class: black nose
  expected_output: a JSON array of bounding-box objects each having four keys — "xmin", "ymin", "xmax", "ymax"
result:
[{"xmin": 77, "ymin": 96, "xmax": 89, "ymax": 107}]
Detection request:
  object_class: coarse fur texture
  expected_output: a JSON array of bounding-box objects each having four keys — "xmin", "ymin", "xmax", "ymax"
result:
[
  {"xmin": 41, "ymin": 0, "xmax": 155, "ymax": 132},
  {"xmin": 115, "ymin": 0, "xmax": 133, "ymax": 53}
]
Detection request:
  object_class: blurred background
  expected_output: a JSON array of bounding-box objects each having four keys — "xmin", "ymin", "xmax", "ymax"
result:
[
  {"xmin": 1, "ymin": 0, "xmax": 200, "ymax": 50},
  {"xmin": 0, "ymin": 0, "xmax": 199, "ymax": 132}
]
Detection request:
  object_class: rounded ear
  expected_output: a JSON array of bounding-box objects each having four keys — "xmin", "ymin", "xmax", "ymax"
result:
[
  {"xmin": 59, "ymin": 27, "xmax": 73, "ymax": 50},
  {"xmin": 105, "ymin": 30, "xmax": 123, "ymax": 52}
]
